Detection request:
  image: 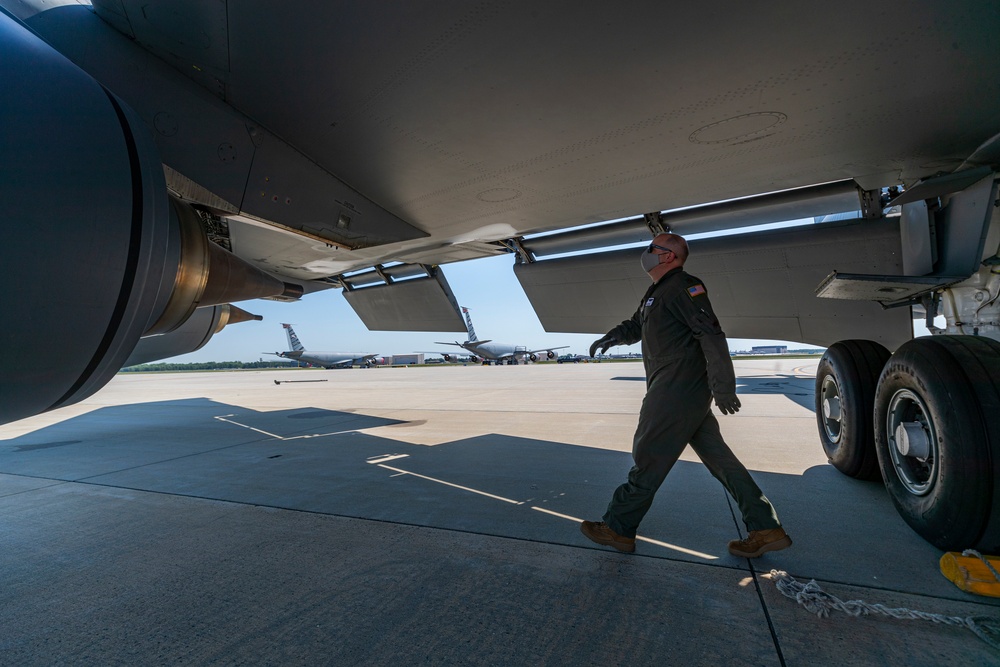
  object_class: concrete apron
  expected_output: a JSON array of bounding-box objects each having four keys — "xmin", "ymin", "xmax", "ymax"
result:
[{"xmin": 1, "ymin": 361, "xmax": 997, "ymax": 665}]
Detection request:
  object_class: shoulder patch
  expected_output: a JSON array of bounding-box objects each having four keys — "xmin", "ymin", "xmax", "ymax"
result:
[{"xmin": 687, "ymin": 284, "xmax": 706, "ymax": 298}]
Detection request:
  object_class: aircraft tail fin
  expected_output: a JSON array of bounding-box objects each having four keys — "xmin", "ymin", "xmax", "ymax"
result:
[
  {"xmin": 461, "ymin": 306, "xmax": 478, "ymax": 342},
  {"xmin": 281, "ymin": 323, "xmax": 305, "ymax": 351}
]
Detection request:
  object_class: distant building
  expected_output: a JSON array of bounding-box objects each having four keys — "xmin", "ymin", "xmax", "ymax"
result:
[
  {"xmin": 388, "ymin": 354, "xmax": 424, "ymax": 365},
  {"xmin": 751, "ymin": 345, "xmax": 787, "ymax": 355}
]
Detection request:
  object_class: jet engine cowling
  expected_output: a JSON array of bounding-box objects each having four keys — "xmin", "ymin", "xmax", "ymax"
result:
[{"xmin": 0, "ymin": 15, "xmax": 286, "ymax": 426}]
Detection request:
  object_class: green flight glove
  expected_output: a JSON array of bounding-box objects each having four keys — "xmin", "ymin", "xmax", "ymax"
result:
[
  {"xmin": 715, "ymin": 393, "xmax": 741, "ymax": 415},
  {"xmin": 589, "ymin": 333, "xmax": 618, "ymax": 358}
]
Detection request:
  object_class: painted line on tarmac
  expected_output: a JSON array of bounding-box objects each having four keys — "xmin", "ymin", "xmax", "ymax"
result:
[
  {"xmin": 531, "ymin": 508, "xmax": 717, "ymax": 559},
  {"xmin": 530, "ymin": 508, "xmax": 717, "ymax": 560},
  {"xmin": 366, "ymin": 454, "xmax": 411, "ymax": 465},
  {"xmin": 213, "ymin": 414, "xmax": 368, "ymax": 441},
  {"xmin": 371, "ymin": 465, "xmax": 720, "ymax": 560},
  {"xmin": 376, "ymin": 463, "xmax": 525, "ymax": 505},
  {"xmin": 214, "ymin": 414, "xmax": 283, "ymax": 439},
  {"xmin": 633, "ymin": 535, "xmax": 718, "ymax": 560}
]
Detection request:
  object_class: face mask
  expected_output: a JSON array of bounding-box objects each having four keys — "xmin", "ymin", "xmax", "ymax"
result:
[{"xmin": 640, "ymin": 248, "xmax": 661, "ymax": 274}]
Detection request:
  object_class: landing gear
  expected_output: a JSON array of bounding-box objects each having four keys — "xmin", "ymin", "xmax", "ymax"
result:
[
  {"xmin": 815, "ymin": 340, "xmax": 890, "ymax": 480},
  {"xmin": 873, "ymin": 336, "xmax": 1000, "ymax": 552},
  {"xmin": 816, "ymin": 335, "xmax": 1000, "ymax": 551}
]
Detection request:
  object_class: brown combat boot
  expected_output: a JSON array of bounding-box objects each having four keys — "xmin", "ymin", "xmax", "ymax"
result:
[
  {"xmin": 580, "ymin": 520, "xmax": 636, "ymax": 553},
  {"xmin": 728, "ymin": 527, "xmax": 792, "ymax": 558}
]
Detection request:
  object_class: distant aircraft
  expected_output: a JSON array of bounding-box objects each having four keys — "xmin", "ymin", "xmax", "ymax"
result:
[
  {"xmin": 435, "ymin": 308, "xmax": 567, "ymax": 365},
  {"xmin": 268, "ymin": 324, "xmax": 381, "ymax": 369}
]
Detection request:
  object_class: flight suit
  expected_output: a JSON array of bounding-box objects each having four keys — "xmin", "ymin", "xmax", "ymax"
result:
[{"xmin": 601, "ymin": 267, "xmax": 781, "ymax": 538}]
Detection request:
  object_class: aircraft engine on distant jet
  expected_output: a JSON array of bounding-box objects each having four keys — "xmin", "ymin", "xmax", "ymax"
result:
[
  {"xmin": 0, "ymin": 17, "xmax": 292, "ymax": 426},
  {"xmin": 528, "ymin": 350, "xmax": 557, "ymax": 362}
]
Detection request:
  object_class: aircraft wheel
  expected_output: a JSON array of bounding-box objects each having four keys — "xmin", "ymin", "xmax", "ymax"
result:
[
  {"xmin": 874, "ymin": 336, "xmax": 1000, "ymax": 551},
  {"xmin": 815, "ymin": 340, "xmax": 890, "ymax": 480}
]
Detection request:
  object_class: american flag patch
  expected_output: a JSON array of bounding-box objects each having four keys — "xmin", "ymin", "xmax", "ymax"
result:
[{"xmin": 688, "ymin": 284, "xmax": 706, "ymax": 297}]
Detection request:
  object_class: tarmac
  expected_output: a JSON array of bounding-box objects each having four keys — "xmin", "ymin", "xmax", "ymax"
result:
[{"xmin": 1, "ymin": 359, "xmax": 998, "ymax": 666}]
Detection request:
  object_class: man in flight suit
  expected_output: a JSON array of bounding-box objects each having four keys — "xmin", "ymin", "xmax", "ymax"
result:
[{"xmin": 580, "ymin": 233, "xmax": 791, "ymax": 558}]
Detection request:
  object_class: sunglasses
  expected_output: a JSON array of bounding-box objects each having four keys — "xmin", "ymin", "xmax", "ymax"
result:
[{"xmin": 647, "ymin": 243, "xmax": 673, "ymax": 254}]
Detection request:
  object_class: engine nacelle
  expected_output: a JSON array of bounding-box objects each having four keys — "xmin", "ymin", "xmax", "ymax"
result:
[
  {"xmin": 0, "ymin": 15, "xmax": 288, "ymax": 425},
  {"xmin": 123, "ymin": 305, "xmax": 262, "ymax": 367}
]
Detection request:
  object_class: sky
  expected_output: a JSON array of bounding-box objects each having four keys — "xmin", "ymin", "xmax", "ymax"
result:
[
  {"xmin": 165, "ymin": 218, "xmax": 929, "ymax": 364},
  {"xmin": 169, "ymin": 252, "xmax": 613, "ymax": 363}
]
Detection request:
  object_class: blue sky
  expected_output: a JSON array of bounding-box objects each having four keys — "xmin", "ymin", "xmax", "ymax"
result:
[
  {"xmin": 166, "ymin": 222, "xmax": 863, "ymax": 363},
  {"xmin": 169, "ymin": 253, "xmax": 608, "ymax": 363}
]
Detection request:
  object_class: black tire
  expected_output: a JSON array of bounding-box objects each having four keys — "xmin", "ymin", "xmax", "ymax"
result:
[
  {"xmin": 910, "ymin": 335, "xmax": 1000, "ymax": 552},
  {"xmin": 815, "ymin": 340, "xmax": 890, "ymax": 480},
  {"xmin": 874, "ymin": 336, "xmax": 1000, "ymax": 551}
]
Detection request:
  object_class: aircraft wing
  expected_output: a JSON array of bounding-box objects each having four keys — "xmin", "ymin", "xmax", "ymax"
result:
[
  {"xmin": 266, "ymin": 351, "xmax": 303, "ymax": 360},
  {"xmin": 4, "ymin": 1, "xmax": 1000, "ymax": 422},
  {"xmin": 10, "ymin": 3, "xmax": 996, "ymax": 275}
]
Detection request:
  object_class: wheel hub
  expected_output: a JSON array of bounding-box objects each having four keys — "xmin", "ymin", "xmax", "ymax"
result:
[
  {"xmin": 894, "ymin": 421, "xmax": 931, "ymax": 459},
  {"xmin": 823, "ymin": 396, "xmax": 841, "ymax": 420},
  {"xmin": 886, "ymin": 388, "xmax": 938, "ymax": 496},
  {"xmin": 820, "ymin": 374, "xmax": 843, "ymax": 442}
]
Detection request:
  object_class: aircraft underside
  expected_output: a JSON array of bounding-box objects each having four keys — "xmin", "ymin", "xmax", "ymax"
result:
[{"xmin": 2, "ymin": 1, "xmax": 1000, "ymax": 552}]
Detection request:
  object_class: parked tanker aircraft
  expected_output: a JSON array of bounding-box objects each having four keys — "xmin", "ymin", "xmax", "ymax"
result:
[
  {"xmin": 267, "ymin": 324, "xmax": 380, "ymax": 369},
  {"xmin": 3, "ymin": 2, "xmax": 1000, "ymax": 552},
  {"xmin": 434, "ymin": 307, "xmax": 567, "ymax": 365}
]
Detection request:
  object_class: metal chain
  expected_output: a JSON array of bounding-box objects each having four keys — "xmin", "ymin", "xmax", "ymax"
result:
[{"xmin": 769, "ymin": 570, "xmax": 1000, "ymax": 651}]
